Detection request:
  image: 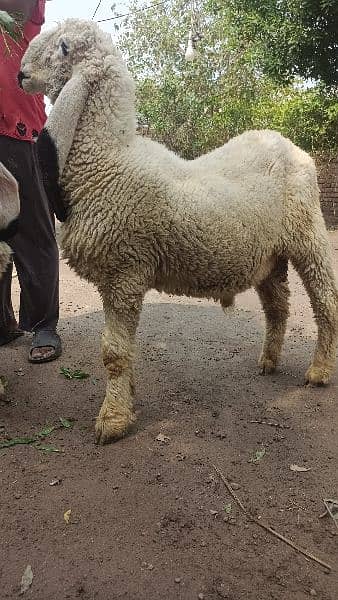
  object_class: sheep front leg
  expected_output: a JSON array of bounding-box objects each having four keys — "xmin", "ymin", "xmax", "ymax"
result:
[{"xmin": 95, "ymin": 295, "xmax": 142, "ymax": 444}]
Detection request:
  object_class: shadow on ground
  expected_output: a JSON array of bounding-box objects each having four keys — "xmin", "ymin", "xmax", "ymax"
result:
[{"xmin": 1, "ymin": 296, "xmax": 337, "ymax": 599}]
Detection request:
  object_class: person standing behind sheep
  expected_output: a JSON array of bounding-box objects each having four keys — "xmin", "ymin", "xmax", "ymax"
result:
[{"xmin": 0, "ymin": 0, "xmax": 62, "ymax": 362}]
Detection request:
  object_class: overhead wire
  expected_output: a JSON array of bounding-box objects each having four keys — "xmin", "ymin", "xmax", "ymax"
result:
[
  {"xmin": 96, "ymin": 0, "xmax": 172, "ymax": 23},
  {"xmin": 91, "ymin": 0, "xmax": 103, "ymax": 20}
]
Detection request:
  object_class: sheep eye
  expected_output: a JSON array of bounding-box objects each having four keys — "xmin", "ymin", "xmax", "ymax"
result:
[{"xmin": 60, "ymin": 40, "xmax": 69, "ymax": 57}]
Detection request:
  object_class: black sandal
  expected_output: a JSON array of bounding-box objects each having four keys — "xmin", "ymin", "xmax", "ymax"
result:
[{"xmin": 29, "ymin": 330, "xmax": 62, "ymax": 364}]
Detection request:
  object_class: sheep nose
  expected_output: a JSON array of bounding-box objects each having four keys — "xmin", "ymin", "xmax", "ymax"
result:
[{"xmin": 18, "ymin": 71, "xmax": 27, "ymax": 88}]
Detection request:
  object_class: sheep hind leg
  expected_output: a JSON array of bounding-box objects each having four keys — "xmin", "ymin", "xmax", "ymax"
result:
[
  {"xmin": 256, "ymin": 257, "xmax": 290, "ymax": 374},
  {"xmin": 291, "ymin": 236, "xmax": 338, "ymax": 386},
  {"xmin": 95, "ymin": 292, "xmax": 142, "ymax": 444}
]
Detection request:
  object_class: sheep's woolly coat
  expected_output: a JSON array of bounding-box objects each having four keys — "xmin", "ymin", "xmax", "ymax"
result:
[
  {"xmin": 21, "ymin": 20, "xmax": 338, "ymax": 443},
  {"xmin": 0, "ymin": 162, "xmax": 20, "ymax": 395},
  {"xmin": 0, "ymin": 160, "xmax": 19, "ymax": 289}
]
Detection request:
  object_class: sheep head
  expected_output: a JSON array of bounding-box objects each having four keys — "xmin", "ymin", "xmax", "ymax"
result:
[{"xmin": 20, "ymin": 19, "xmax": 115, "ymax": 104}]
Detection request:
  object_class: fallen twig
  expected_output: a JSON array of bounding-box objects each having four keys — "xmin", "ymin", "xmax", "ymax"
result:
[
  {"xmin": 213, "ymin": 464, "xmax": 247, "ymax": 513},
  {"xmin": 319, "ymin": 499, "xmax": 338, "ymax": 531},
  {"xmin": 254, "ymin": 520, "xmax": 331, "ymax": 570},
  {"xmin": 212, "ymin": 464, "xmax": 332, "ymax": 572}
]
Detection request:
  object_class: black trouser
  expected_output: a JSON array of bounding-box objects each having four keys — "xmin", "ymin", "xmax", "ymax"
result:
[{"xmin": 0, "ymin": 135, "xmax": 59, "ymax": 332}]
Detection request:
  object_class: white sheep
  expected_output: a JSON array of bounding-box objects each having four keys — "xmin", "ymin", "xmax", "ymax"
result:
[
  {"xmin": 0, "ymin": 162, "xmax": 20, "ymax": 394},
  {"xmin": 20, "ymin": 19, "xmax": 338, "ymax": 443}
]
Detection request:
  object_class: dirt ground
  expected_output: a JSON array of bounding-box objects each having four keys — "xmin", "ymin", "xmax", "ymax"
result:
[{"xmin": 1, "ymin": 232, "xmax": 338, "ymax": 600}]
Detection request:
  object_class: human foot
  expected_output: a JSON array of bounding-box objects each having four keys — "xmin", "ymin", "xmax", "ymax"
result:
[{"xmin": 29, "ymin": 330, "xmax": 62, "ymax": 363}]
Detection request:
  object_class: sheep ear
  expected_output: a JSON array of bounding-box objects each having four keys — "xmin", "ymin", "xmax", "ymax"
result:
[
  {"xmin": 44, "ymin": 72, "xmax": 89, "ymax": 177},
  {"xmin": 58, "ymin": 38, "xmax": 69, "ymax": 58}
]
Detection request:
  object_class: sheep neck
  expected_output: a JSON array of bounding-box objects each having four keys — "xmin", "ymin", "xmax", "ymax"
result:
[
  {"xmin": 74, "ymin": 74, "xmax": 137, "ymax": 151},
  {"xmin": 47, "ymin": 55, "xmax": 137, "ymax": 174}
]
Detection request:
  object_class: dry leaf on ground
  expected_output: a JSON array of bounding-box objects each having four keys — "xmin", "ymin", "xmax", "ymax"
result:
[
  {"xmin": 64, "ymin": 509, "xmax": 72, "ymax": 524},
  {"xmin": 19, "ymin": 565, "xmax": 33, "ymax": 595},
  {"xmin": 290, "ymin": 464, "xmax": 311, "ymax": 472}
]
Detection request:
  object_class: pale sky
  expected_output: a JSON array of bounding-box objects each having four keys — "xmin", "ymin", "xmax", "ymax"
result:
[{"xmin": 44, "ymin": 0, "xmax": 129, "ymax": 36}]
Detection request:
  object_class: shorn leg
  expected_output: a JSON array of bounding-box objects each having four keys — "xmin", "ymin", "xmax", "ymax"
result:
[
  {"xmin": 291, "ymin": 228, "xmax": 338, "ymax": 385},
  {"xmin": 256, "ymin": 257, "xmax": 290, "ymax": 374},
  {"xmin": 95, "ymin": 286, "xmax": 144, "ymax": 444}
]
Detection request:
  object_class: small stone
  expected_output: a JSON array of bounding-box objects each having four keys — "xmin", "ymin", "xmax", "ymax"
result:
[
  {"xmin": 309, "ymin": 590, "xmax": 317, "ymax": 597},
  {"xmin": 174, "ymin": 577, "xmax": 182, "ymax": 584},
  {"xmin": 230, "ymin": 482, "xmax": 241, "ymax": 490},
  {"xmin": 210, "ymin": 510, "xmax": 218, "ymax": 516},
  {"xmin": 147, "ymin": 564, "xmax": 154, "ymax": 571},
  {"xmin": 14, "ymin": 493, "xmax": 21, "ymax": 500},
  {"xmin": 198, "ymin": 594, "xmax": 205, "ymax": 600}
]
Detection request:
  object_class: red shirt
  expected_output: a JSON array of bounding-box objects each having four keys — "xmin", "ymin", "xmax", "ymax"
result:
[{"xmin": 0, "ymin": 0, "xmax": 46, "ymax": 142}]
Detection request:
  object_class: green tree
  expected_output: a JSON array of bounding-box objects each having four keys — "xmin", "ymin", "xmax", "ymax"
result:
[
  {"xmin": 116, "ymin": 1, "xmax": 338, "ymax": 158},
  {"xmin": 207, "ymin": 0, "xmax": 338, "ymax": 87}
]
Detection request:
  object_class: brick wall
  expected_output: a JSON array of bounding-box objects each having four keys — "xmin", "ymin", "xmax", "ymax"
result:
[{"xmin": 316, "ymin": 155, "xmax": 338, "ymax": 229}]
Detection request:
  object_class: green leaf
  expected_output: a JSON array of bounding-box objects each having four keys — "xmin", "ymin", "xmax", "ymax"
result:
[
  {"xmin": 0, "ymin": 437, "xmax": 36, "ymax": 449},
  {"xmin": 250, "ymin": 447, "xmax": 266, "ymax": 463},
  {"xmin": 59, "ymin": 417, "xmax": 73, "ymax": 429},
  {"xmin": 0, "ymin": 418, "xmax": 73, "ymax": 451},
  {"xmin": 72, "ymin": 370, "xmax": 90, "ymax": 380},
  {"xmin": 224, "ymin": 503, "xmax": 232, "ymax": 514},
  {"xmin": 35, "ymin": 444, "xmax": 61, "ymax": 453},
  {"xmin": 37, "ymin": 425, "xmax": 56, "ymax": 438},
  {"xmin": 60, "ymin": 367, "xmax": 90, "ymax": 380},
  {"xmin": 0, "ymin": 10, "xmax": 21, "ymax": 40},
  {"xmin": 60, "ymin": 367, "xmax": 73, "ymax": 379}
]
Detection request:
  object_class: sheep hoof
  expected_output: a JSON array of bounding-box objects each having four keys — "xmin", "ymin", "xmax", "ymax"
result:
[
  {"xmin": 258, "ymin": 357, "xmax": 276, "ymax": 375},
  {"xmin": 95, "ymin": 411, "xmax": 136, "ymax": 444},
  {"xmin": 220, "ymin": 295, "xmax": 235, "ymax": 311},
  {"xmin": 305, "ymin": 365, "xmax": 330, "ymax": 386}
]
